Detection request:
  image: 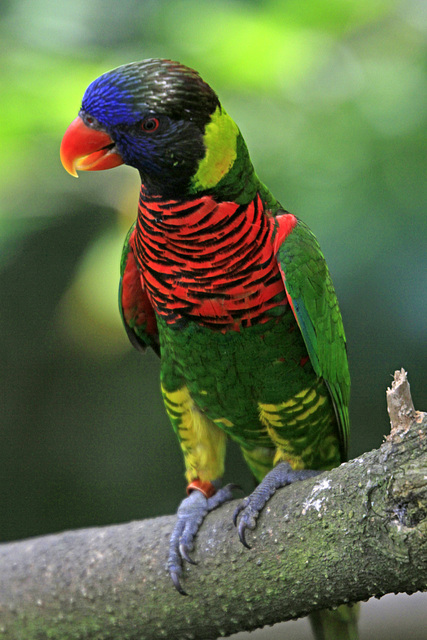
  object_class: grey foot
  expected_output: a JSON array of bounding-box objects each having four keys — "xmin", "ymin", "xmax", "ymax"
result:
[
  {"xmin": 233, "ymin": 462, "xmax": 322, "ymax": 548},
  {"xmin": 168, "ymin": 484, "xmax": 236, "ymax": 595}
]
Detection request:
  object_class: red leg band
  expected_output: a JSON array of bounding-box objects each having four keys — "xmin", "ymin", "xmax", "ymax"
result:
[{"xmin": 186, "ymin": 479, "xmax": 216, "ymax": 499}]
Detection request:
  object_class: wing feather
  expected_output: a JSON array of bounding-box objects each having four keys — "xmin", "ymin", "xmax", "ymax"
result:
[
  {"xmin": 275, "ymin": 217, "xmax": 350, "ymax": 456},
  {"xmin": 119, "ymin": 223, "xmax": 160, "ymax": 357}
]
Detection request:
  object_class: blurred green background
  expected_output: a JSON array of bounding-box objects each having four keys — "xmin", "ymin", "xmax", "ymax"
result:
[{"xmin": 1, "ymin": 0, "xmax": 426, "ymax": 637}]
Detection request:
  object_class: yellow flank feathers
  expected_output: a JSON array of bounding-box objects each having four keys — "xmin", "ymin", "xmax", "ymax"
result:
[
  {"xmin": 257, "ymin": 382, "xmax": 336, "ymax": 471},
  {"xmin": 273, "ymin": 449, "xmax": 306, "ymax": 470},
  {"xmin": 213, "ymin": 417, "xmax": 234, "ymax": 428},
  {"xmin": 258, "ymin": 385, "xmax": 327, "ymax": 427},
  {"xmin": 240, "ymin": 447, "xmax": 275, "ymax": 484},
  {"xmin": 192, "ymin": 106, "xmax": 239, "ymax": 190},
  {"xmin": 295, "ymin": 395, "xmax": 327, "ymax": 421},
  {"xmin": 161, "ymin": 384, "xmax": 226, "ymax": 483},
  {"xmin": 295, "ymin": 387, "xmax": 316, "ymax": 400}
]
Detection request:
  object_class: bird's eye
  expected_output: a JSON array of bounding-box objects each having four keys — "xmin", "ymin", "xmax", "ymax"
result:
[
  {"xmin": 80, "ymin": 112, "xmax": 98, "ymax": 128},
  {"xmin": 141, "ymin": 117, "xmax": 160, "ymax": 132}
]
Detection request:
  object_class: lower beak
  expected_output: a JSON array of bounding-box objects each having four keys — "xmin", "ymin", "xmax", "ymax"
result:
[{"xmin": 60, "ymin": 116, "xmax": 124, "ymax": 177}]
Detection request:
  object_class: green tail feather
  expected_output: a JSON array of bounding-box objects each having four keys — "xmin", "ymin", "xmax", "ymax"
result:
[{"xmin": 309, "ymin": 604, "xmax": 360, "ymax": 640}]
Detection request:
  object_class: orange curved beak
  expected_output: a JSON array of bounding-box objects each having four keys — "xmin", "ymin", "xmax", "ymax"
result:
[{"xmin": 60, "ymin": 116, "xmax": 124, "ymax": 177}]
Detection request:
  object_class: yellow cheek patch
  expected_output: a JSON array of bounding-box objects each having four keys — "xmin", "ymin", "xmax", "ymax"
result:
[{"xmin": 192, "ymin": 106, "xmax": 239, "ymax": 190}]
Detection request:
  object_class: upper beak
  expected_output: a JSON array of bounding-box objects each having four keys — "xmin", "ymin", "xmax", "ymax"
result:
[{"xmin": 60, "ymin": 116, "xmax": 124, "ymax": 177}]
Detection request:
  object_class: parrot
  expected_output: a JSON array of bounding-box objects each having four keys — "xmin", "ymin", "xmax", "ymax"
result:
[{"xmin": 60, "ymin": 58, "xmax": 358, "ymax": 639}]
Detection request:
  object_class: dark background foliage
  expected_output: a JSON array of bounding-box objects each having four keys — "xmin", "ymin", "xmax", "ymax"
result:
[{"xmin": 1, "ymin": 1, "xmax": 425, "ymax": 637}]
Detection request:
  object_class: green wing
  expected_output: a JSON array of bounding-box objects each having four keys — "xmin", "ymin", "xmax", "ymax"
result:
[
  {"xmin": 119, "ymin": 223, "xmax": 160, "ymax": 357},
  {"xmin": 275, "ymin": 218, "xmax": 350, "ymax": 457}
]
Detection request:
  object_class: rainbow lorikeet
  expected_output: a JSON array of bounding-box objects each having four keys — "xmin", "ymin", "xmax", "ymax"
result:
[{"xmin": 61, "ymin": 59, "xmax": 358, "ymax": 638}]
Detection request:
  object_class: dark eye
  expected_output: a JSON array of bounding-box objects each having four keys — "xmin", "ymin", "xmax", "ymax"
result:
[
  {"xmin": 141, "ymin": 117, "xmax": 160, "ymax": 132},
  {"xmin": 80, "ymin": 111, "xmax": 97, "ymax": 127}
]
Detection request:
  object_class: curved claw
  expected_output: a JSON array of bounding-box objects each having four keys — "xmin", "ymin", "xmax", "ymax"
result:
[
  {"xmin": 237, "ymin": 520, "xmax": 252, "ymax": 549},
  {"xmin": 232, "ymin": 497, "xmax": 249, "ymax": 527},
  {"xmin": 179, "ymin": 543, "xmax": 197, "ymax": 565},
  {"xmin": 170, "ymin": 570, "xmax": 188, "ymax": 596}
]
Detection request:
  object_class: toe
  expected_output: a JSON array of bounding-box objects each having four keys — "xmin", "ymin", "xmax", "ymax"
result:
[
  {"xmin": 232, "ymin": 497, "xmax": 249, "ymax": 526},
  {"xmin": 233, "ymin": 463, "xmax": 323, "ymax": 549},
  {"xmin": 170, "ymin": 570, "xmax": 188, "ymax": 596}
]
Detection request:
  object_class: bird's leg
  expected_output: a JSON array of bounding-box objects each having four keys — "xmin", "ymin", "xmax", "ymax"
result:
[
  {"xmin": 233, "ymin": 462, "xmax": 322, "ymax": 548},
  {"xmin": 168, "ymin": 480, "xmax": 237, "ymax": 595}
]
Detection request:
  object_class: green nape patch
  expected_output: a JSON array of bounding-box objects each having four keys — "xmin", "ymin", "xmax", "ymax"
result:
[{"xmin": 192, "ymin": 106, "xmax": 239, "ymax": 190}]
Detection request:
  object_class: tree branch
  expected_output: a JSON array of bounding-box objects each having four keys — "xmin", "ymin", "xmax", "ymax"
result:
[{"xmin": 0, "ymin": 370, "xmax": 426, "ymax": 640}]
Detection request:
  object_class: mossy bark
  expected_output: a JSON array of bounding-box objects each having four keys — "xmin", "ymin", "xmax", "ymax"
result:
[{"xmin": 0, "ymin": 370, "xmax": 426, "ymax": 640}]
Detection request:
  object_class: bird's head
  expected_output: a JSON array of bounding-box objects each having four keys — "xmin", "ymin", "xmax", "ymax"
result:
[{"xmin": 60, "ymin": 59, "xmax": 251, "ymax": 198}]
